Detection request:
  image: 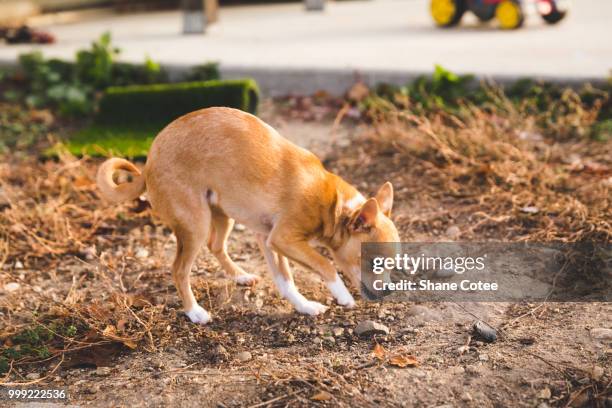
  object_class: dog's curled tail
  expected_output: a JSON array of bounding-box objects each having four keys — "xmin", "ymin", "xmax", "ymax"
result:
[{"xmin": 97, "ymin": 158, "xmax": 146, "ymax": 203}]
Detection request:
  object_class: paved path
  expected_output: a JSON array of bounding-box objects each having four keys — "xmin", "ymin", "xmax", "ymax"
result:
[{"xmin": 1, "ymin": 0, "xmax": 610, "ymax": 94}]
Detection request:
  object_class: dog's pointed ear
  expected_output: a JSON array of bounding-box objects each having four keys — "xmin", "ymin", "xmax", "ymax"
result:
[
  {"xmin": 324, "ymin": 188, "xmax": 343, "ymax": 237},
  {"xmin": 375, "ymin": 182, "xmax": 394, "ymax": 217},
  {"xmin": 350, "ymin": 198, "xmax": 379, "ymax": 232}
]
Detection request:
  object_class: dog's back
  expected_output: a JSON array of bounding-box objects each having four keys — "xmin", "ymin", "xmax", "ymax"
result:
[{"xmin": 145, "ymin": 107, "xmax": 336, "ymax": 235}]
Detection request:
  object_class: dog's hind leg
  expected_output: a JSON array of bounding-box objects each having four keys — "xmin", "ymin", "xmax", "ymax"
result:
[
  {"xmin": 208, "ymin": 210, "xmax": 259, "ymax": 285},
  {"xmin": 256, "ymin": 235, "xmax": 327, "ymax": 316},
  {"xmin": 171, "ymin": 201, "xmax": 212, "ymax": 325}
]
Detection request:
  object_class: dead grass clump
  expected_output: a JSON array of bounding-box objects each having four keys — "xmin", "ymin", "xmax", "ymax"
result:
[
  {"xmin": 0, "ymin": 151, "xmax": 171, "ymax": 381},
  {"xmin": 0, "ymin": 152, "xmax": 149, "ymax": 263},
  {"xmin": 365, "ymin": 96, "xmax": 611, "ymax": 242}
]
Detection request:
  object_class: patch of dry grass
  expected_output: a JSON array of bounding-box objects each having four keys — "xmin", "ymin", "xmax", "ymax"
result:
[
  {"xmin": 0, "ymin": 151, "xmax": 167, "ymax": 380},
  {"xmin": 363, "ymin": 92, "xmax": 611, "ymax": 242}
]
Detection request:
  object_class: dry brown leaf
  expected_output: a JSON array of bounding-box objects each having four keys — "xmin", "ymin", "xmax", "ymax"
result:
[
  {"xmin": 388, "ymin": 354, "xmax": 418, "ymax": 368},
  {"xmin": 122, "ymin": 340, "xmax": 137, "ymax": 350},
  {"xmin": 372, "ymin": 343, "xmax": 386, "ymax": 360},
  {"xmin": 102, "ymin": 325, "xmax": 117, "ymax": 337},
  {"xmin": 311, "ymin": 391, "xmax": 332, "ymax": 401}
]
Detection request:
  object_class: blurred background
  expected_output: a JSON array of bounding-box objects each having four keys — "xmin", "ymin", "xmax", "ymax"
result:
[{"xmin": 1, "ymin": 0, "xmax": 610, "ymax": 96}]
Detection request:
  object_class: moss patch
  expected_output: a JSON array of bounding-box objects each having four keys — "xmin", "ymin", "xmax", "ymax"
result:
[
  {"xmin": 58, "ymin": 78, "xmax": 259, "ymax": 157},
  {"xmin": 53, "ymin": 125, "xmax": 160, "ymax": 158},
  {"xmin": 96, "ymin": 79, "xmax": 259, "ymax": 126}
]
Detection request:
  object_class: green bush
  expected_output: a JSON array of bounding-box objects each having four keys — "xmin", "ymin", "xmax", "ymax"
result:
[
  {"xmin": 96, "ymin": 79, "xmax": 259, "ymax": 126},
  {"xmin": 5, "ymin": 33, "xmax": 168, "ymax": 116},
  {"xmin": 75, "ymin": 31, "xmax": 119, "ymax": 89},
  {"xmin": 186, "ymin": 62, "xmax": 220, "ymax": 82}
]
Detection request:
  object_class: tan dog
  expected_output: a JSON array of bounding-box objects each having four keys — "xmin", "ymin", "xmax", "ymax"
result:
[{"xmin": 97, "ymin": 107, "xmax": 399, "ymax": 324}]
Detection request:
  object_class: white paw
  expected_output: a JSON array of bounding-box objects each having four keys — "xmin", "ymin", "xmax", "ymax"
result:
[
  {"xmin": 327, "ymin": 276, "xmax": 356, "ymax": 308},
  {"xmin": 185, "ymin": 304, "xmax": 211, "ymax": 325},
  {"xmin": 337, "ymin": 294, "xmax": 356, "ymax": 308},
  {"xmin": 235, "ymin": 273, "xmax": 260, "ymax": 286},
  {"xmin": 295, "ymin": 300, "xmax": 328, "ymax": 316}
]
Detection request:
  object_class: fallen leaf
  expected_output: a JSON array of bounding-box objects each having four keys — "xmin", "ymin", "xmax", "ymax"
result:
[
  {"xmin": 311, "ymin": 391, "xmax": 332, "ymax": 401},
  {"xmin": 388, "ymin": 354, "xmax": 418, "ymax": 368},
  {"xmin": 372, "ymin": 343, "xmax": 386, "ymax": 360},
  {"xmin": 102, "ymin": 325, "xmax": 117, "ymax": 337}
]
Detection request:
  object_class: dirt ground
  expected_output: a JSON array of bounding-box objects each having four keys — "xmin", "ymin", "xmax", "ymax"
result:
[{"xmin": 0, "ymin": 102, "xmax": 611, "ymax": 408}]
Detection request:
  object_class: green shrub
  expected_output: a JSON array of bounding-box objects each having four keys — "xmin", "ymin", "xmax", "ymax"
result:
[
  {"xmin": 186, "ymin": 62, "xmax": 220, "ymax": 81},
  {"xmin": 75, "ymin": 32, "xmax": 118, "ymax": 89},
  {"xmin": 96, "ymin": 79, "xmax": 259, "ymax": 126},
  {"xmin": 111, "ymin": 58, "xmax": 168, "ymax": 87},
  {"xmin": 6, "ymin": 33, "xmax": 169, "ymax": 116}
]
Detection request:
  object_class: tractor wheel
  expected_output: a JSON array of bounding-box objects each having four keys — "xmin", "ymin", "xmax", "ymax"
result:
[
  {"xmin": 539, "ymin": 1, "xmax": 568, "ymax": 24},
  {"xmin": 495, "ymin": 0, "xmax": 524, "ymax": 29},
  {"xmin": 431, "ymin": 0, "xmax": 467, "ymax": 27},
  {"xmin": 468, "ymin": 0, "xmax": 496, "ymax": 22}
]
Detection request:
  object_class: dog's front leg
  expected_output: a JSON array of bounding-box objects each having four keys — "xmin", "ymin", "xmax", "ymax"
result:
[
  {"xmin": 256, "ymin": 235, "xmax": 328, "ymax": 316},
  {"xmin": 268, "ymin": 234, "xmax": 355, "ymax": 309}
]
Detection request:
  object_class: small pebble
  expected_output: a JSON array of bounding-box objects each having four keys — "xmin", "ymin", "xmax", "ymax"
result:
[
  {"xmin": 473, "ymin": 320, "xmax": 497, "ymax": 343},
  {"xmin": 95, "ymin": 367, "xmax": 111, "ymax": 376},
  {"xmin": 354, "ymin": 320, "xmax": 389, "ymax": 337},
  {"xmin": 135, "ymin": 248, "xmax": 149, "ymax": 259},
  {"xmin": 445, "ymin": 225, "xmax": 461, "ymax": 239},
  {"xmin": 322, "ymin": 336, "xmax": 335, "ymax": 344},
  {"xmin": 591, "ymin": 365, "xmax": 604, "ymax": 380},
  {"xmin": 591, "ymin": 328, "xmax": 612, "ymax": 341},
  {"xmin": 520, "ymin": 206, "xmax": 539, "ymax": 214},
  {"xmin": 235, "ymin": 351, "xmax": 252, "ymax": 362},
  {"xmin": 3, "ymin": 282, "xmax": 20, "ymax": 292}
]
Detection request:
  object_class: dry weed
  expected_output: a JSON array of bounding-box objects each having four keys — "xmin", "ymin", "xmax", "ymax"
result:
[{"xmin": 364, "ymin": 96, "xmax": 611, "ymax": 242}]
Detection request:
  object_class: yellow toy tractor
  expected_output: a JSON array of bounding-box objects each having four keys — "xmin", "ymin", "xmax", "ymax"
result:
[{"xmin": 430, "ymin": 0, "xmax": 569, "ymax": 30}]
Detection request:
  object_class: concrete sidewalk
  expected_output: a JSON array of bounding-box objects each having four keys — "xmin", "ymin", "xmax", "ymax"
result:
[{"xmin": 1, "ymin": 0, "xmax": 611, "ymax": 95}]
